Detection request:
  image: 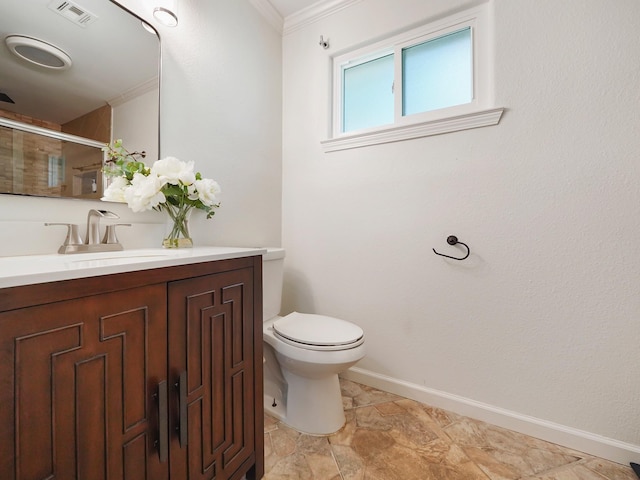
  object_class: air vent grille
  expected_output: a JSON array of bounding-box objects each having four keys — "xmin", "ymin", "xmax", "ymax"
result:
[{"xmin": 47, "ymin": 0, "xmax": 98, "ymax": 27}]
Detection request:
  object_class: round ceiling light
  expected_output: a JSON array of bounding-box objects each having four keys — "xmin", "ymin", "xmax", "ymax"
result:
[
  {"xmin": 5, "ymin": 35, "xmax": 72, "ymax": 70},
  {"xmin": 153, "ymin": 7, "xmax": 178, "ymax": 27}
]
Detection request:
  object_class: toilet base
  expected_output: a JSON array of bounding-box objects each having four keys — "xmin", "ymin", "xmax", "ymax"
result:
[
  {"xmin": 269, "ymin": 371, "xmax": 346, "ymax": 436},
  {"xmin": 264, "ymin": 394, "xmax": 287, "ymax": 423}
]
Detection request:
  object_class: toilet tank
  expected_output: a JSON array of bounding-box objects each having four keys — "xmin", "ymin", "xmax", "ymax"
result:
[{"xmin": 262, "ymin": 248, "xmax": 285, "ymax": 321}]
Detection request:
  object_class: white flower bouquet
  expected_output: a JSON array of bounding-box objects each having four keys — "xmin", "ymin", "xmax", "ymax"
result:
[{"xmin": 102, "ymin": 140, "xmax": 221, "ymax": 247}]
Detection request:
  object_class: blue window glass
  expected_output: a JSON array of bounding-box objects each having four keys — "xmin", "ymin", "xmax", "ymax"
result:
[
  {"xmin": 402, "ymin": 28, "xmax": 472, "ymax": 116},
  {"xmin": 342, "ymin": 53, "xmax": 394, "ymax": 133}
]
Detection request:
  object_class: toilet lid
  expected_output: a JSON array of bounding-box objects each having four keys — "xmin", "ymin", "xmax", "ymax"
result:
[{"xmin": 273, "ymin": 312, "xmax": 364, "ymax": 348}]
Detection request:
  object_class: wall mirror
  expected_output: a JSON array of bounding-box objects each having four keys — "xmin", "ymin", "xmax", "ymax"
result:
[{"xmin": 0, "ymin": 0, "xmax": 160, "ymax": 200}]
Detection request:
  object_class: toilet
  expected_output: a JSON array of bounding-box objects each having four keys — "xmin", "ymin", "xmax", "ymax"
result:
[{"xmin": 262, "ymin": 248, "xmax": 365, "ymax": 435}]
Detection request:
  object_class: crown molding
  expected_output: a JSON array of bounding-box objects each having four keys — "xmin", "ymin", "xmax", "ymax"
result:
[
  {"xmin": 108, "ymin": 77, "xmax": 159, "ymax": 107},
  {"xmin": 283, "ymin": 0, "xmax": 363, "ymax": 35},
  {"xmin": 249, "ymin": 0, "xmax": 284, "ymax": 34},
  {"xmin": 249, "ymin": 0, "xmax": 362, "ymax": 36}
]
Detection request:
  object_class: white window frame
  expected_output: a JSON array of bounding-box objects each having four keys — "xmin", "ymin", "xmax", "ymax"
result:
[{"xmin": 322, "ymin": 4, "xmax": 504, "ymax": 152}]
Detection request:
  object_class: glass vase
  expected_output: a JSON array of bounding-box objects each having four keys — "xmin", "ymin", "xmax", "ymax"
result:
[{"xmin": 162, "ymin": 204, "xmax": 193, "ymax": 248}]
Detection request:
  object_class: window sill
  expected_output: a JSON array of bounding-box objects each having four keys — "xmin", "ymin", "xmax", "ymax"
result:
[{"xmin": 321, "ymin": 107, "xmax": 505, "ymax": 153}]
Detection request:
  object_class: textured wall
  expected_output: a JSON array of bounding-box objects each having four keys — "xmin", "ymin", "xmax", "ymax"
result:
[
  {"xmin": 150, "ymin": 0, "xmax": 283, "ymax": 247},
  {"xmin": 281, "ymin": 0, "xmax": 640, "ymax": 452}
]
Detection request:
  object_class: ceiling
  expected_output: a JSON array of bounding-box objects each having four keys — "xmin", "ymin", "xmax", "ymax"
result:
[
  {"xmin": 0, "ymin": 0, "xmax": 321, "ymax": 128},
  {"xmin": 269, "ymin": 0, "xmax": 320, "ymax": 18}
]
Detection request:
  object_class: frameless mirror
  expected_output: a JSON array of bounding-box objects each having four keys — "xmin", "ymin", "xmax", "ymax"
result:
[{"xmin": 0, "ymin": 0, "xmax": 160, "ymax": 199}]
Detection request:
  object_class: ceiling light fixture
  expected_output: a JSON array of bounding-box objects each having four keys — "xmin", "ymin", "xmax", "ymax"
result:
[
  {"xmin": 153, "ymin": 0, "xmax": 178, "ymax": 27},
  {"xmin": 5, "ymin": 35, "xmax": 72, "ymax": 70}
]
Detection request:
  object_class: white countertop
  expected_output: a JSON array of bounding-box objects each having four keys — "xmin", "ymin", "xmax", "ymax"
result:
[{"xmin": 0, "ymin": 247, "xmax": 266, "ymax": 289}]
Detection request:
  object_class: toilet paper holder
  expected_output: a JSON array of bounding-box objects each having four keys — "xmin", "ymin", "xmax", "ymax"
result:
[{"xmin": 432, "ymin": 235, "xmax": 470, "ymax": 261}]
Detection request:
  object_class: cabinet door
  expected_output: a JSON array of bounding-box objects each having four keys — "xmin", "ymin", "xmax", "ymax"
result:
[
  {"xmin": 168, "ymin": 268, "xmax": 255, "ymax": 480},
  {"xmin": 0, "ymin": 284, "xmax": 169, "ymax": 480}
]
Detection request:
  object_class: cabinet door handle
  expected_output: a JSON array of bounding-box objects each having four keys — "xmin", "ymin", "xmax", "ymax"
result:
[
  {"xmin": 176, "ymin": 371, "xmax": 188, "ymax": 447},
  {"xmin": 154, "ymin": 380, "xmax": 169, "ymax": 462}
]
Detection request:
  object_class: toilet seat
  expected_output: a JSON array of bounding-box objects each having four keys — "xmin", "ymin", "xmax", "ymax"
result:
[{"xmin": 272, "ymin": 312, "xmax": 364, "ymax": 351}]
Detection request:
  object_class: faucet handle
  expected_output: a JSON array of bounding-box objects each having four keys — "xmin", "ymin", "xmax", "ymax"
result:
[
  {"xmin": 102, "ymin": 223, "xmax": 132, "ymax": 245},
  {"xmin": 45, "ymin": 223, "xmax": 83, "ymax": 251}
]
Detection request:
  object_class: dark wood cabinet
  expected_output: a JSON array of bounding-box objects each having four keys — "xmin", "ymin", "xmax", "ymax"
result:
[
  {"xmin": 0, "ymin": 284, "xmax": 168, "ymax": 480},
  {"xmin": 168, "ymin": 269, "xmax": 256, "ymax": 479},
  {"xmin": 0, "ymin": 256, "xmax": 263, "ymax": 480}
]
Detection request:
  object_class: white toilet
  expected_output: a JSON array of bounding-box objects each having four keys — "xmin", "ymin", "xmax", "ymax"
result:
[{"xmin": 262, "ymin": 248, "xmax": 365, "ymax": 435}]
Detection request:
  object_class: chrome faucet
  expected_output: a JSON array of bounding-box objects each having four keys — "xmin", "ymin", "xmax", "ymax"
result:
[
  {"xmin": 46, "ymin": 209, "xmax": 130, "ymax": 254},
  {"xmin": 86, "ymin": 209, "xmax": 119, "ymax": 245}
]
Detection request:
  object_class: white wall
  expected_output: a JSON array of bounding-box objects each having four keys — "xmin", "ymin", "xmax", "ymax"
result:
[
  {"xmin": 154, "ymin": 0, "xmax": 282, "ymax": 247},
  {"xmin": 112, "ymin": 87, "xmax": 160, "ymax": 164},
  {"xmin": 0, "ymin": 0, "xmax": 282, "ymax": 254},
  {"xmin": 281, "ymin": 0, "xmax": 640, "ymax": 462}
]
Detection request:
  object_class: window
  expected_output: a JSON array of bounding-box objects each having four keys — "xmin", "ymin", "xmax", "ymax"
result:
[
  {"xmin": 48, "ymin": 155, "xmax": 65, "ymax": 187},
  {"xmin": 323, "ymin": 4, "xmax": 503, "ymax": 152},
  {"xmin": 402, "ymin": 28, "xmax": 472, "ymax": 116},
  {"xmin": 343, "ymin": 53, "xmax": 394, "ymax": 132}
]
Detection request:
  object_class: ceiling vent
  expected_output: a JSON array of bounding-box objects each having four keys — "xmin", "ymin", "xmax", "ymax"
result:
[{"xmin": 47, "ymin": 0, "xmax": 98, "ymax": 27}]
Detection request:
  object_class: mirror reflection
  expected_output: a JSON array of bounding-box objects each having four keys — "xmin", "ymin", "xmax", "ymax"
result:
[{"xmin": 0, "ymin": 0, "xmax": 160, "ymax": 199}]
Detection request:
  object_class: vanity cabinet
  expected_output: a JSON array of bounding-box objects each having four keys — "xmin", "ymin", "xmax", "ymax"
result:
[
  {"xmin": 0, "ymin": 256, "xmax": 264, "ymax": 480},
  {"xmin": 168, "ymin": 269, "xmax": 257, "ymax": 479},
  {"xmin": 0, "ymin": 284, "xmax": 168, "ymax": 479}
]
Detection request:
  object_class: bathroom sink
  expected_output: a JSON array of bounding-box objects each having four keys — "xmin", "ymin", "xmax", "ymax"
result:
[
  {"xmin": 66, "ymin": 248, "xmax": 185, "ymax": 265},
  {"xmin": 65, "ymin": 249, "xmax": 186, "ymax": 268},
  {"xmin": 0, "ymin": 247, "xmax": 267, "ymax": 289},
  {"xmin": 0, "ymin": 248, "xmax": 183, "ymax": 273},
  {"xmin": 68, "ymin": 248, "xmax": 184, "ymax": 259}
]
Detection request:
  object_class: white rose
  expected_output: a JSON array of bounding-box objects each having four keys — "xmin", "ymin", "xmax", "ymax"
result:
[
  {"xmin": 193, "ymin": 178, "xmax": 221, "ymax": 207},
  {"xmin": 101, "ymin": 176, "xmax": 128, "ymax": 203},
  {"xmin": 124, "ymin": 173, "xmax": 166, "ymax": 212},
  {"xmin": 151, "ymin": 157, "xmax": 195, "ymax": 186}
]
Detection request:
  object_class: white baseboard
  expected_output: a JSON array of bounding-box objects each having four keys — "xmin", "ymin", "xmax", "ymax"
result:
[{"xmin": 341, "ymin": 367, "xmax": 640, "ymax": 466}]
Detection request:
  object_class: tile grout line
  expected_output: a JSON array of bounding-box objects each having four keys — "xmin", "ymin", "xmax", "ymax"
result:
[
  {"xmin": 328, "ymin": 445, "xmax": 346, "ymax": 480},
  {"xmin": 527, "ymin": 457, "xmax": 610, "ymax": 480}
]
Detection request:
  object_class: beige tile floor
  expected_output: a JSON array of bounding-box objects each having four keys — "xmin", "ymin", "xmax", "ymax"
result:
[{"xmin": 263, "ymin": 379, "xmax": 637, "ymax": 480}]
